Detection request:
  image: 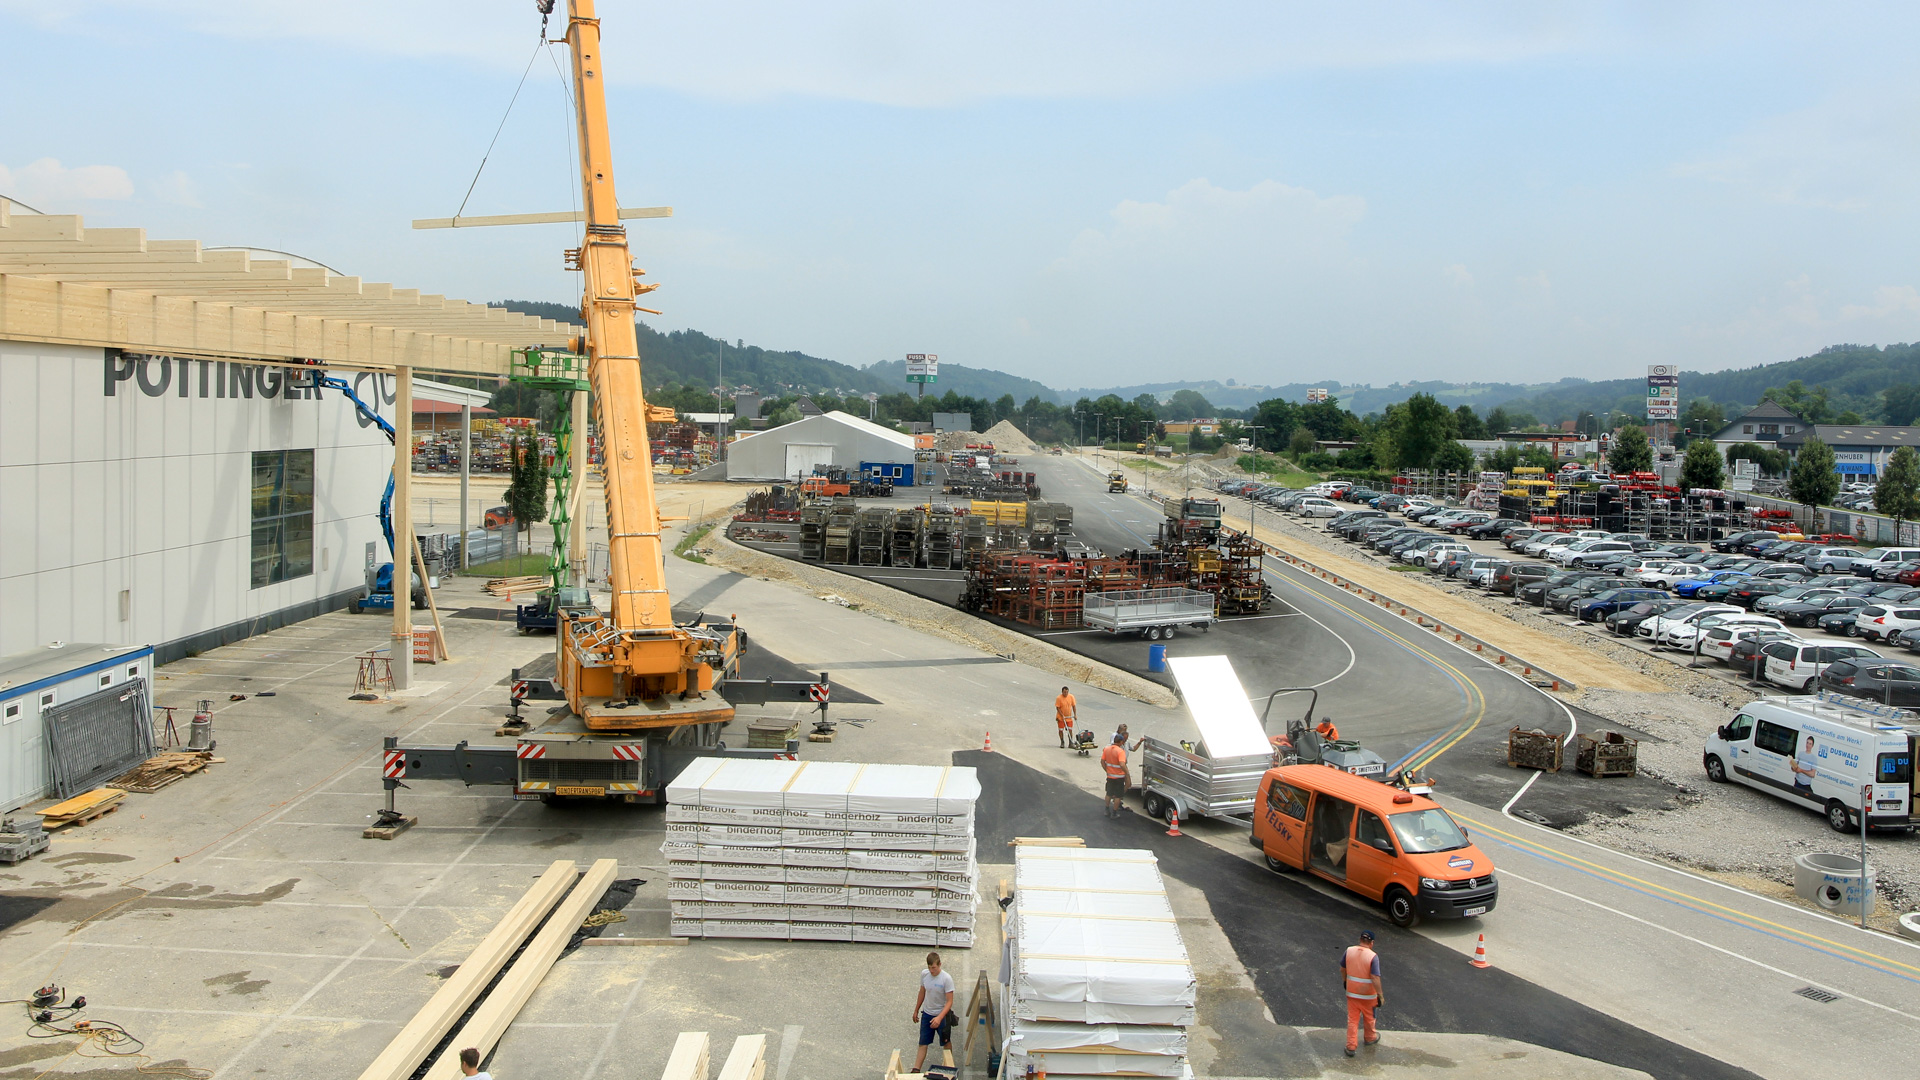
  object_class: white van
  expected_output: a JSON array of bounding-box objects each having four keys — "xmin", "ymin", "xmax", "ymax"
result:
[
  {"xmin": 1853, "ymin": 548, "xmax": 1920, "ymax": 578},
  {"xmin": 1703, "ymin": 695, "xmax": 1916, "ymax": 831}
]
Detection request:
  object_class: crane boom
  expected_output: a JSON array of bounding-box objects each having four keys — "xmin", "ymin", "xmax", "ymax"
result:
[{"xmin": 553, "ymin": 0, "xmax": 736, "ymax": 730}]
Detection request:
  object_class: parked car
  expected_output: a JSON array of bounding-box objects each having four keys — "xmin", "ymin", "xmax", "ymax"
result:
[
  {"xmin": 1548, "ymin": 577, "xmax": 1622, "ymax": 614},
  {"xmin": 1713, "ymin": 530, "xmax": 1776, "ymax": 553},
  {"xmin": 1663, "ymin": 613, "xmax": 1785, "ymax": 652},
  {"xmin": 1715, "ymin": 627, "xmax": 1802, "ymax": 667},
  {"xmin": 1723, "ymin": 579, "xmax": 1793, "ymax": 609},
  {"xmin": 1296, "ymin": 497, "xmax": 1343, "ymax": 518},
  {"xmin": 1760, "ymin": 640, "xmax": 1883, "ymax": 692},
  {"xmin": 1607, "ymin": 599, "xmax": 1687, "ymax": 636},
  {"xmin": 1463, "ymin": 558, "xmax": 1510, "ymax": 587},
  {"xmin": 1803, "ymin": 547, "xmax": 1871, "ymax": 574},
  {"xmin": 1465, "ymin": 519, "xmax": 1517, "ymax": 540},
  {"xmin": 1817, "ymin": 657, "xmax": 1920, "ymax": 705},
  {"xmin": 1522, "ymin": 534, "xmax": 1579, "ymax": 558},
  {"xmin": 1855, "ymin": 548, "xmax": 1920, "ymax": 578},
  {"xmin": 1551, "ymin": 539, "xmax": 1633, "ymax": 567},
  {"xmin": 1753, "ymin": 586, "xmax": 1843, "ymax": 615},
  {"xmin": 1673, "ymin": 570, "xmax": 1751, "ymax": 598},
  {"xmin": 1408, "ymin": 541, "xmax": 1470, "ymax": 568},
  {"xmin": 1571, "ymin": 588, "xmax": 1670, "ymax": 623},
  {"xmin": 1818, "ymin": 608, "xmax": 1868, "ymax": 637},
  {"xmin": 1502, "ymin": 529, "xmax": 1544, "ymax": 551},
  {"xmin": 1429, "ymin": 549, "xmax": 1478, "ymax": 577},
  {"xmin": 1855, "ymin": 606, "xmax": 1920, "ymax": 643},
  {"xmin": 1638, "ymin": 603, "xmax": 1741, "ymax": 645},
  {"xmin": 1638, "ymin": 564, "xmax": 1708, "ymax": 589},
  {"xmin": 1770, "ymin": 594, "xmax": 1873, "ymax": 629},
  {"xmin": 1491, "ymin": 562, "xmax": 1553, "ymax": 597}
]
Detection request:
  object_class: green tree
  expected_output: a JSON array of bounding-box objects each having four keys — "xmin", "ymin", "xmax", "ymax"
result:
[
  {"xmin": 1883, "ymin": 384, "xmax": 1920, "ymax": 425},
  {"xmin": 1679, "ymin": 398, "xmax": 1727, "ymax": 444},
  {"xmin": 1835, "ymin": 409, "xmax": 1864, "ymax": 425},
  {"xmin": 1788, "ymin": 436, "xmax": 1841, "ymax": 510},
  {"xmin": 1432, "ymin": 441, "xmax": 1476, "ymax": 474},
  {"xmin": 1378, "ymin": 392, "xmax": 1455, "ymax": 469},
  {"xmin": 1722, "ymin": 440, "xmax": 1789, "ymax": 477},
  {"xmin": 1679, "ymin": 438, "xmax": 1725, "ymax": 492},
  {"xmin": 1482, "ymin": 444, "xmax": 1557, "ymax": 472},
  {"xmin": 505, "ymin": 432, "xmax": 549, "ymax": 540},
  {"xmin": 1879, "ymin": 446, "xmax": 1920, "ymax": 539},
  {"xmin": 1287, "ymin": 428, "xmax": 1318, "ymax": 456},
  {"xmin": 1453, "ymin": 405, "xmax": 1488, "ymax": 440},
  {"xmin": 1161, "ymin": 389, "xmax": 1215, "ymax": 421},
  {"xmin": 1610, "ymin": 425, "xmax": 1653, "ymax": 474}
]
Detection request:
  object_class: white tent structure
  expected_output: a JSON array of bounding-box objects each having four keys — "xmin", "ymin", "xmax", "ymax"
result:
[{"xmin": 725, "ymin": 411, "xmax": 917, "ymax": 482}]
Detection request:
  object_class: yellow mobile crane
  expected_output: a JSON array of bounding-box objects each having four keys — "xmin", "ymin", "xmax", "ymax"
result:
[{"xmin": 373, "ymin": 1, "xmax": 819, "ymax": 824}]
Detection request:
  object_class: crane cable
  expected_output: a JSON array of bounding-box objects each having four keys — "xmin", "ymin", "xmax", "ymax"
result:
[{"xmin": 448, "ymin": 37, "xmax": 547, "ymax": 225}]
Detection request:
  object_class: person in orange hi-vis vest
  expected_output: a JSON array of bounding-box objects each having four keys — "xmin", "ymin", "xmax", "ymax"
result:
[
  {"xmin": 1315, "ymin": 717, "xmax": 1341, "ymax": 742},
  {"xmin": 1338, "ymin": 929, "xmax": 1383, "ymax": 1056},
  {"xmin": 1100, "ymin": 734, "xmax": 1128, "ymax": 817},
  {"xmin": 1054, "ymin": 686, "xmax": 1078, "ymax": 748}
]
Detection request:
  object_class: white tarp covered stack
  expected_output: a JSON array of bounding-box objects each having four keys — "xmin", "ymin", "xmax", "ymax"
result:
[
  {"xmin": 663, "ymin": 758, "xmax": 979, "ymax": 945},
  {"xmin": 1001, "ymin": 847, "xmax": 1195, "ymax": 1080}
]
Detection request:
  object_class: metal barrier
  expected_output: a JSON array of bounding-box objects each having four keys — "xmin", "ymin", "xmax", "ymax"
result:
[{"xmin": 44, "ymin": 679, "xmax": 156, "ymax": 798}]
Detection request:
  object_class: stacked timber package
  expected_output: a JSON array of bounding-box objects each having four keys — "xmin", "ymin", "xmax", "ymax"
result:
[
  {"xmin": 1001, "ymin": 846, "xmax": 1195, "ymax": 1080},
  {"xmin": 664, "ymin": 758, "xmax": 979, "ymax": 945}
]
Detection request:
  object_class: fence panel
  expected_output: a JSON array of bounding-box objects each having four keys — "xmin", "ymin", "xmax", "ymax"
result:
[{"xmin": 43, "ymin": 679, "xmax": 154, "ymax": 799}]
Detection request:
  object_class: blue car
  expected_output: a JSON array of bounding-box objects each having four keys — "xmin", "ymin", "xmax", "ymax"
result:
[
  {"xmin": 1572, "ymin": 588, "xmax": 1671, "ymax": 622},
  {"xmin": 1673, "ymin": 570, "xmax": 1751, "ymax": 598}
]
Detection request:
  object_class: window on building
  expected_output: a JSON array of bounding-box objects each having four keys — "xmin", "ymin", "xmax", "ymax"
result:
[
  {"xmin": 251, "ymin": 449, "xmax": 315, "ymax": 587},
  {"xmin": 99, "ymin": 673, "xmax": 112, "ymax": 688},
  {"xmin": 126, "ymin": 666, "xmax": 139, "ymax": 679},
  {"xmin": 3, "ymin": 702, "xmax": 19, "ymax": 724},
  {"xmin": 1759, "ymin": 424, "xmax": 1779, "ymax": 436},
  {"xmin": 1743, "ymin": 425, "xmax": 1754, "ymax": 434},
  {"xmin": 1785, "ymin": 427, "xmax": 1796, "ymax": 435},
  {"xmin": 40, "ymin": 691, "xmax": 54, "ymax": 709}
]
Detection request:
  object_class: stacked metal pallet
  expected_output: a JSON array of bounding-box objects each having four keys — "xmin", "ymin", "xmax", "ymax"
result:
[
  {"xmin": 923, "ymin": 508, "xmax": 956, "ymax": 569},
  {"xmin": 1001, "ymin": 846, "xmax": 1194, "ymax": 1080},
  {"xmin": 857, "ymin": 508, "xmax": 891, "ymax": 566},
  {"xmin": 798, "ymin": 502, "xmax": 828, "ymax": 560},
  {"xmin": 890, "ymin": 509, "xmax": 923, "ymax": 568},
  {"xmin": 663, "ymin": 759, "xmax": 979, "ymax": 946},
  {"xmin": 824, "ymin": 499, "xmax": 857, "ymax": 563}
]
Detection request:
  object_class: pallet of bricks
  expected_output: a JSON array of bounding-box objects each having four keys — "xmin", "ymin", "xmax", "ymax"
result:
[
  {"xmin": 663, "ymin": 759, "xmax": 979, "ymax": 945},
  {"xmin": 1001, "ymin": 845, "xmax": 1194, "ymax": 1080}
]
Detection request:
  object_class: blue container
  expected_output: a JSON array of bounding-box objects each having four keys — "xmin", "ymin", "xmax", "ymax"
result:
[{"xmin": 1147, "ymin": 643, "xmax": 1168, "ymax": 672}]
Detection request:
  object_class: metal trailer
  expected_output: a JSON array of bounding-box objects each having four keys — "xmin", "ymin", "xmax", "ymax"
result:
[
  {"xmin": 1083, "ymin": 587, "xmax": 1217, "ymax": 640},
  {"xmin": 1136, "ymin": 735, "xmax": 1273, "ymax": 823}
]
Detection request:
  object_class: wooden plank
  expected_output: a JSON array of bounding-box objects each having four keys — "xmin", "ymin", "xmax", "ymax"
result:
[
  {"xmin": 38, "ymin": 788, "xmax": 124, "ymax": 818},
  {"xmin": 412, "ymin": 206, "xmax": 673, "ymax": 230},
  {"xmin": 717, "ymin": 1034, "xmax": 767, "ymax": 1080},
  {"xmin": 354, "ymin": 860, "xmax": 578, "ymax": 1080},
  {"xmin": 661, "ymin": 1032, "xmax": 711, "ymax": 1080},
  {"xmin": 411, "ymin": 532, "xmax": 452, "ymax": 661},
  {"xmin": 422, "ymin": 858, "xmax": 619, "ymax": 1080}
]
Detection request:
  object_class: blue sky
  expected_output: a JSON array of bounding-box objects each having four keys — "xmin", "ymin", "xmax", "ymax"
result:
[{"xmin": 5, "ymin": 1, "xmax": 1920, "ymax": 391}]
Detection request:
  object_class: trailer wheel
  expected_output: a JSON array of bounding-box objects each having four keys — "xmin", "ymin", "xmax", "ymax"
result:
[{"xmin": 1142, "ymin": 792, "xmax": 1168, "ymax": 819}]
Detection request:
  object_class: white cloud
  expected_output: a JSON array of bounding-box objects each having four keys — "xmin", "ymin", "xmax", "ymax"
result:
[
  {"xmin": 1442, "ymin": 263, "xmax": 1474, "ymax": 288},
  {"xmin": 1674, "ymin": 82, "xmax": 1920, "ymax": 212},
  {"xmin": 1055, "ymin": 178, "xmax": 1366, "ymax": 270},
  {"xmin": 0, "ymin": 158, "xmax": 135, "ymax": 205},
  {"xmin": 5, "ymin": 0, "xmax": 1672, "ymax": 106},
  {"xmin": 1840, "ymin": 285, "xmax": 1920, "ymax": 322}
]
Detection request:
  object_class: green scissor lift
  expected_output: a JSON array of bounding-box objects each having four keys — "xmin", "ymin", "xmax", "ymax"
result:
[{"xmin": 509, "ymin": 347, "xmax": 594, "ymax": 621}]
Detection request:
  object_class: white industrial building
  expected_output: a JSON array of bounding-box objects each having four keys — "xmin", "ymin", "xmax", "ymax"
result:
[
  {"xmin": 0, "ymin": 202, "xmax": 573, "ymax": 668},
  {"xmin": 725, "ymin": 410, "xmax": 918, "ymax": 481}
]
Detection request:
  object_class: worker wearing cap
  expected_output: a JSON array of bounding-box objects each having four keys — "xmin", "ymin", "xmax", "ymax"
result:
[
  {"xmin": 1316, "ymin": 717, "xmax": 1341, "ymax": 742},
  {"xmin": 1100, "ymin": 734, "xmax": 1129, "ymax": 817},
  {"xmin": 1338, "ymin": 930, "xmax": 1383, "ymax": 1057},
  {"xmin": 1055, "ymin": 687, "xmax": 1078, "ymax": 749}
]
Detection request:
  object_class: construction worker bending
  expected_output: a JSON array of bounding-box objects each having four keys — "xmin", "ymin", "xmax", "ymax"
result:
[
  {"xmin": 1338, "ymin": 929, "xmax": 1383, "ymax": 1057},
  {"xmin": 1315, "ymin": 716, "xmax": 1341, "ymax": 741},
  {"xmin": 1101, "ymin": 733, "xmax": 1129, "ymax": 817},
  {"xmin": 1055, "ymin": 686, "xmax": 1078, "ymax": 749}
]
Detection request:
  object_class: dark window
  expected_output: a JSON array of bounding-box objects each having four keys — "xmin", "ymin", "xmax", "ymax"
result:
[
  {"xmin": 1356, "ymin": 811, "xmax": 1395, "ymax": 852},
  {"xmin": 1762, "ymin": 642, "xmax": 1797, "ymax": 661},
  {"xmin": 1742, "ymin": 425, "xmax": 1754, "ymax": 434},
  {"xmin": 251, "ymin": 449, "xmax": 315, "ymax": 588},
  {"xmin": 1878, "ymin": 752, "xmax": 1913, "ymax": 786},
  {"xmin": 1754, "ymin": 719, "xmax": 1798, "ymax": 757},
  {"xmin": 1267, "ymin": 781, "xmax": 1307, "ymax": 820},
  {"xmin": 1825, "ymin": 661, "xmax": 1858, "ymax": 679},
  {"xmin": 1724, "ymin": 714, "xmax": 1754, "ymax": 742},
  {"xmin": 1760, "ymin": 424, "xmax": 1779, "ymax": 436}
]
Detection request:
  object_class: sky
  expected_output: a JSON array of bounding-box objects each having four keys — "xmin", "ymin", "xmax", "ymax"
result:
[{"xmin": 6, "ymin": 1, "xmax": 1920, "ymax": 392}]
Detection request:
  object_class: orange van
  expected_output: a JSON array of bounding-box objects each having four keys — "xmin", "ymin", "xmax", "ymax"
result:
[{"xmin": 1251, "ymin": 765, "xmax": 1497, "ymax": 928}]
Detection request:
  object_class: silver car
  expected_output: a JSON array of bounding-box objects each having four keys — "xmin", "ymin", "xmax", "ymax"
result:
[{"xmin": 1803, "ymin": 547, "xmax": 1869, "ymax": 574}]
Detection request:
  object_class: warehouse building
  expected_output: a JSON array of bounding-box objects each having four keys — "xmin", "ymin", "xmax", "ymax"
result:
[
  {"xmin": 1778, "ymin": 424, "xmax": 1920, "ymax": 477},
  {"xmin": 0, "ymin": 202, "xmax": 571, "ymax": 667},
  {"xmin": 725, "ymin": 410, "xmax": 918, "ymax": 481}
]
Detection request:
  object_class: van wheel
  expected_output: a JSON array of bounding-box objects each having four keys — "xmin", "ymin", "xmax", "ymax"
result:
[
  {"xmin": 1264, "ymin": 854, "xmax": 1292, "ymax": 874},
  {"xmin": 1385, "ymin": 887, "xmax": 1420, "ymax": 928},
  {"xmin": 1827, "ymin": 800, "xmax": 1852, "ymax": 833},
  {"xmin": 1801, "ymin": 676, "xmax": 1818, "ymax": 693},
  {"xmin": 1704, "ymin": 755, "xmax": 1726, "ymax": 783}
]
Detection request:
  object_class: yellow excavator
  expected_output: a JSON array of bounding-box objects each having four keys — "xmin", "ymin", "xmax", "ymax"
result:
[
  {"xmin": 1108, "ymin": 471, "xmax": 1129, "ymax": 493},
  {"xmin": 374, "ymin": 1, "xmax": 818, "ymax": 821}
]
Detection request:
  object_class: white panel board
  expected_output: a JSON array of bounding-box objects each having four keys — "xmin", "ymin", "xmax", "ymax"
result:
[{"xmin": 1166, "ymin": 655, "xmax": 1272, "ymax": 758}]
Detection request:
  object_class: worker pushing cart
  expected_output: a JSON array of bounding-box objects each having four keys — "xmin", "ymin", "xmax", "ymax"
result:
[{"xmin": 1054, "ymin": 686, "xmax": 1078, "ymax": 749}]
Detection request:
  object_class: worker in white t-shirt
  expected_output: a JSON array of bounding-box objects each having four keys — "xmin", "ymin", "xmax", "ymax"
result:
[
  {"xmin": 911, "ymin": 950, "xmax": 956, "ymax": 1073},
  {"xmin": 458, "ymin": 1047, "xmax": 491, "ymax": 1079}
]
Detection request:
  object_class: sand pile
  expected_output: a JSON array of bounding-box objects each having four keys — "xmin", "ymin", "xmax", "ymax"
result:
[{"xmin": 982, "ymin": 420, "xmax": 1038, "ymax": 454}]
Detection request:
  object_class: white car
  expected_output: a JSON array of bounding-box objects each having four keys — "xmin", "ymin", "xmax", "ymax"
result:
[
  {"xmin": 1523, "ymin": 534, "xmax": 1580, "ymax": 558},
  {"xmin": 1463, "ymin": 558, "xmax": 1508, "ymax": 587},
  {"xmin": 1700, "ymin": 626, "xmax": 1798, "ymax": 665},
  {"xmin": 1550, "ymin": 539, "xmax": 1629, "ymax": 566},
  {"xmin": 1295, "ymin": 497, "xmax": 1342, "ymax": 518},
  {"xmin": 1410, "ymin": 542, "xmax": 1469, "ymax": 568},
  {"xmin": 1638, "ymin": 603, "xmax": 1740, "ymax": 644},
  {"xmin": 1638, "ymin": 563, "xmax": 1707, "ymax": 589},
  {"xmin": 1760, "ymin": 640, "xmax": 1882, "ymax": 692},
  {"xmin": 1855, "ymin": 605, "xmax": 1920, "ymax": 643},
  {"xmin": 1663, "ymin": 614, "xmax": 1784, "ymax": 651},
  {"xmin": 1572, "ymin": 530, "xmax": 1611, "ymax": 541}
]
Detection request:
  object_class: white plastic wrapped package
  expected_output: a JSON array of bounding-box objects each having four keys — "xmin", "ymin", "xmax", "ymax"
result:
[
  {"xmin": 1005, "ymin": 1020, "xmax": 1188, "ymax": 1055},
  {"xmin": 1004, "ymin": 1052, "xmax": 1186, "ymax": 1078},
  {"xmin": 666, "ymin": 759, "xmax": 979, "ymax": 817},
  {"xmin": 1007, "ymin": 847, "xmax": 1196, "ymax": 1015}
]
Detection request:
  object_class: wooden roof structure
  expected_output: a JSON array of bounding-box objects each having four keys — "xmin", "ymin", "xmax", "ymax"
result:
[{"xmin": 0, "ymin": 201, "xmax": 577, "ymax": 375}]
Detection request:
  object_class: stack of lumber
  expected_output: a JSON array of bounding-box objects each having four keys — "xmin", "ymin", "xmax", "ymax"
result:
[
  {"xmin": 1000, "ymin": 847, "xmax": 1194, "ymax": 1080},
  {"xmin": 663, "ymin": 758, "xmax": 979, "ymax": 946},
  {"xmin": 356, "ymin": 858, "xmax": 617, "ymax": 1080},
  {"xmin": 485, "ymin": 575, "xmax": 546, "ymax": 597},
  {"xmin": 36, "ymin": 788, "xmax": 126, "ymax": 829},
  {"xmin": 106, "ymin": 750, "xmax": 219, "ymax": 793}
]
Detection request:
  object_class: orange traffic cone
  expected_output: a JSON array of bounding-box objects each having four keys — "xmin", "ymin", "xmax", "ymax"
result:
[
  {"xmin": 1469, "ymin": 933, "xmax": 1491, "ymax": 969},
  {"xmin": 1165, "ymin": 808, "xmax": 1182, "ymax": 837},
  {"xmin": 983, "ymin": 731, "xmax": 993, "ymax": 753}
]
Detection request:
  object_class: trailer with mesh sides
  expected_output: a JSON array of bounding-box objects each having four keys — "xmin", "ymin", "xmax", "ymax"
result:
[{"xmin": 1083, "ymin": 588, "xmax": 1217, "ymax": 640}]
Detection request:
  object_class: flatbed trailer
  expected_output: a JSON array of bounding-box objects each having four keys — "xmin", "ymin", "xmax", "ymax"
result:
[{"xmin": 1084, "ymin": 587, "xmax": 1217, "ymax": 640}]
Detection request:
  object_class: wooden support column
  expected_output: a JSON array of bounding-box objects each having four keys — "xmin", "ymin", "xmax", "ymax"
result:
[
  {"xmin": 459, "ymin": 401, "xmax": 472, "ymax": 571},
  {"xmin": 392, "ymin": 366, "xmax": 414, "ymax": 690}
]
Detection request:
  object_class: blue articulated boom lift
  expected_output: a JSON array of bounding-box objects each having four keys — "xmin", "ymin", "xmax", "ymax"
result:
[{"xmin": 302, "ymin": 371, "xmax": 423, "ymax": 614}]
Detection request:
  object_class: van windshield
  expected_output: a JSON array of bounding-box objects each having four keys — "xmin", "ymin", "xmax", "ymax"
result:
[{"xmin": 1388, "ymin": 808, "xmax": 1470, "ymax": 854}]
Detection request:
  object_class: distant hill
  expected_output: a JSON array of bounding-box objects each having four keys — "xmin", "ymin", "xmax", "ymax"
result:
[{"xmin": 488, "ymin": 300, "xmax": 1919, "ymax": 423}]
